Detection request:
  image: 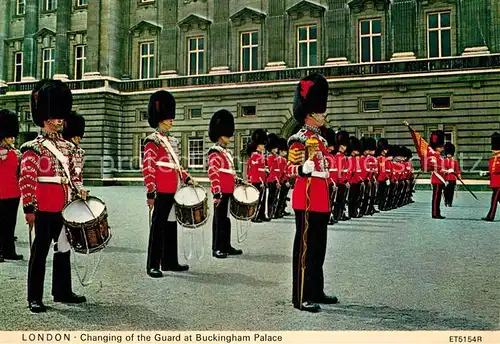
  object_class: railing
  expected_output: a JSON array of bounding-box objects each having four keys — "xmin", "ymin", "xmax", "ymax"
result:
[{"xmin": 2, "ymin": 54, "xmax": 500, "ymax": 95}]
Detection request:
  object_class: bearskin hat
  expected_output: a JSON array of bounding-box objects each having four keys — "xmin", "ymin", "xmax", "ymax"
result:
[
  {"xmin": 148, "ymin": 90, "xmax": 175, "ymax": 129},
  {"xmin": 491, "ymin": 132, "xmax": 500, "ymax": 150},
  {"xmin": 0, "ymin": 109, "xmax": 19, "ymax": 140},
  {"xmin": 31, "ymin": 79, "xmax": 72, "ymax": 127},
  {"xmin": 266, "ymin": 133, "xmax": 280, "ymax": 151},
  {"xmin": 430, "ymin": 130, "xmax": 445, "ymax": 149},
  {"xmin": 402, "ymin": 146, "xmax": 412, "ymax": 159},
  {"xmin": 293, "ymin": 73, "xmax": 329, "ymax": 125},
  {"xmin": 63, "ymin": 111, "xmax": 85, "ymax": 140},
  {"xmin": 336, "ymin": 130, "xmax": 350, "ymax": 147},
  {"xmin": 349, "ymin": 136, "xmax": 361, "ymax": 153},
  {"xmin": 444, "ymin": 142, "xmax": 455, "ymax": 156},
  {"xmin": 376, "ymin": 138, "xmax": 389, "ymax": 156},
  {"xmin": 251, "ymin": 129, "xmax": 268, "ymax": 145},
  {"xmin": 246, "ymin": 141, "xmax": 257, "ymax": 155},
  {"xmin": 278, "ymin": 137, "xmax": 288, "ymax": 152},
  {"xmin": 361, "ymin": 136, "xmax": 377, "ymax": 152},
  {"xmin": 209, "ymin": 109, "xmax": 234, "ymax": 143},
  {"xmin": 325, "ymin": 128, "xmax": 336, "ymax": 148}
]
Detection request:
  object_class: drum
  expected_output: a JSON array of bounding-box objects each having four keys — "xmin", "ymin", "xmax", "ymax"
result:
[
  {"xmin": 62, "ymin": 196, "xmax": 111, "ymax": 254},
  {"xmin": 174, "ymin": 185, "xmax": 209, "ymax": 228},
  {"xmin": 230, "ymin": 184, "xmax": 260, "ymax": 221}
]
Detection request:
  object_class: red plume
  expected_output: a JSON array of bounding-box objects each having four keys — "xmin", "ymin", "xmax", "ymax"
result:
[
  {"xmin": 156, "ymin": 101, "xmax": 160, "ymax": 112},
  {"xmin": 431, "ymin": 134, "xmax": 437, "ymax": 144},
  {"xmin": 300, "ymin": 80, "xmax": 314, "ymax": 99}
]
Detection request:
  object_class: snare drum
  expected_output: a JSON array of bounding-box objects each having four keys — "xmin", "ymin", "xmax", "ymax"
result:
[
  {"xmin": 62, "ymin": 196, "xmax": 111, "ymax": 254},
  {"xmin": 174, "ymin": 185, "xmax": 209, "ymax": 228},
  {"xmin": 230, "ymin": 184, "xmax": 260, "ymax": 221}
]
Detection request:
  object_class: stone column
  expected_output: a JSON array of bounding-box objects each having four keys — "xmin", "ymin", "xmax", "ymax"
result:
[
  {"xmin": 265, "ymin": 0, "xmax": 286, "ymax": 69},
  {"xmin": 22, "ymin": 0, "xmax": 38, "ymax": 81},
  {"xmin": 84, "ymin": 0, "xmax": 101, "ymax": 78},
  {"xmin": 209, "ymin": 0, "xmax": 230, "ymax": 74},
  {"xmin": 159, "ymin": 0, "xmax": 179, "ymax": 77},
  {"xmin": 0, "ymin": 0, "xmax": 10, "ymax": 85},
  {"xmin": 492, "ymin": 0, "xmax": 500, "ymax": 53},
  {"xmin": 459, "ymin": 0, "xmax": 490, "ymax": 56},
  {"xmin": 54, "ymin": 0, "xmax": 71, "ymax": 80},
  {"xmin": 390, "ymin": 0, "xmax": 417, "ymax": 61},
  {"xmin": 324, "ymin": 0, "xmax": 349, "ymax": 66}
]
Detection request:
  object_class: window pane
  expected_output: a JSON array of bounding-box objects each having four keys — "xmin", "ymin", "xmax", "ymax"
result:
[
  {"xmin": 76, "ymin": 60, "xmax": 82, "ymax": 80},
  {"xmin": 76, "ymin": 46, "xmax": 82, "ymax": 58},
  {"xmin": 198, "ymin": 51, "xmax": 204, "ymax": 74},
  {"xmin": 372, "ymin": 19, "xmax": 381, "ymax": 34},
  {"xmin": 252, "ymin": 32, "xmax": 258, "ymax": 45},
  {"xmin": 242, "ymin": 33, "xmax": 249, "ymax": 46},
  {"xmin": 309, "ymin": 26, "xmax": 317, "ymax": 40},
  {"xmin": 360, "ymin": 20, "xmax": 370, "ymax": 35},
  {"xmin": 298, "ymin": 27, "xmax": 307, "ymax": 41},
  {"xmin": 189, "ymin": 52, "xmax": 196, "ymax": 74},
  {"xmin": 299, "ymin": 42, "xmax": 307, "ymax": 67},
  {"xmin": 15, "ymin": 66, "xmax": 22, "ymax": 82},
  {"xmin": 198, "ymin": 38, "xmax": 204, "ymax": 50},
  {"xmin": 309, "ymin": 41, "xmax": 317, "ymax": 66},
  {"xmin": 372, "ymin": 36, "xmax": 381, "ymax": 61},
  {"xmin": 51, "ymin": 49, "xmax": 55, "ymax": 60},
  {"xmin": 44, "ymin": 49, "xmax": 49, "ymax": 60},
  {"xmin": 189, "ymin": 39, "xmax": 196, "ymax": 51},
  {"xmin": 242, "ymin": 47, "xmax": 250, "ymax": 71},
  {"xmin": 16, "ymin": 53, "xmax": 22, "ymax": 63},
  {"xmin": 441, "ymin": 13, "xmax": 450, "ymax": 27},
  {"xmin": 141, "ymin": 58, "xmax": 147, "ymax": 78},
  {"xmin": 441, "ymin": 29, "xmax": 451, "ymax": 56},
  {"xmin": 361, "ymin": 37, "xmax": 371, "ymax": 62},
  {"xmin": 251, "ymin": 46, "xmax": 258, "ymax": 70},
  {"xmin": 429, "ymin": 30, "xmax": 439, "ymax": 57},
  {"xmin": 149, "ymin": 56, "xmax": 154, "ymax": 78},
  {"xmin": 428, "ymin": 14, "xmax": 438, "ymax": 29}
]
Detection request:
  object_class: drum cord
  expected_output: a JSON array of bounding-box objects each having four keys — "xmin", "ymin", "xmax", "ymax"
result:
[{"xmin": 183, "ymin": 184, "xmax": 206, "ymax": 261}]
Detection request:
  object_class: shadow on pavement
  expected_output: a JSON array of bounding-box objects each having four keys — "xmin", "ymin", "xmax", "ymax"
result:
[
  {"xmin": 238, "ymin": 253, "xmax": 290, "ymax": 264},
  {"xmin": 167, "ymin": 271, "xmax": 280, "ymax": 287}
]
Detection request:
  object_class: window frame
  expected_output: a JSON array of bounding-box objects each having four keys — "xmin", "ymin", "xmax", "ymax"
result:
[
  {"xmin": 16, "ymin": 0, "xmax": 26, "ymax": 15},
  {"xmin": 240, "ymin": 31, "xmax": 259, "ymax": 72},
  {"xmin": 427, "ymin": 11, "xmax": 452, "ymax": 58},
  {"xmin": 238, "ymin": 103, "xmax": 257, "ymax": 117},
  {"xmin": 359, "ymin": 18, "xmax": 382, "ymax": 63},
  {"xmin": 186, "ymin": 107, "xmax": 202, "ymax": 120},
  {"xmin": 187, "ymin": 36, "xmax": 205, "ymax": 76},
  {"xmin": 359, "ymin": 128, "xmax": 384, "ymax": 142},
  {"xmin": 45, "ymin": 0, "xmax": 57, "ymax": 11},
  {"xmin": 76, "ymin": 0, "xmax": 87, "ymax": 6},
  {"xmin": 74, "ymin": 45, "xmax": 86, "ymax": 80},
  {"xmin": 296, "ymin": 24, "xmax": 318, "ymax": 68},
  {"xmin": 429, "ymin": 95, "xmax": 452, "ymax": 110},
  {"xmin": 188, "ymin": 137, "xmax": 204, "ymax": 168},
  {"xmin": 139, "ymin": 41, "xmax": 155, "ymax": 80},
  {"xmin": 14, "ymin": 52, "xmax": 23, "ymax": 82},
  {"xmin": 360, "ymin": 98, "xmax": 381, "ymax": 113},
  {"xmin": 42, "ymin": 48, "xmax": 55, "ymax": 79}
]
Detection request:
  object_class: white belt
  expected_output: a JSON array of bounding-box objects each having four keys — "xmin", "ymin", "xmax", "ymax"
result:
[
  {"xmin": 157, "ymin": 161, "xmax": 177, "ymax": 169},
  {"xmin": 37, "ymin": 176, "xmax": 69, "ymax": 184},
  {"xmin": 219, "ymin": 168, "xmax": 235, "ymax": 175},
  {"xmin": 311, "ymin": 171, "xmax": 328, "ymax": 178},
  {"xmin": 273, "ymin": 169, "xmax": 281, "ymax": 172},
  {"xmin": 258, "ymin": 168, "xmax": 266, "ymax": 172},
  {"xmin": 329, "ymin": 169, "xmax": 338, "ymax": 172}
]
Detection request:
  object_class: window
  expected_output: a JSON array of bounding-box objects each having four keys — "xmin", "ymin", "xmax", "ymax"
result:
[
  {"xmin": 140, "ymin": 42, "xmax": 155, "ymax": 79},
  {"xmin": 17, "ymin": 0, "xmax": 25, "ymax": 15},
  {"xmin": 139, "ymin": 110, "xmax": 147, "ymax": 121},
  {"xmin": 45, "ymin": 0, "xmax": 57, "ymax": 11},
  {"xmin": 14, "ymin": 52, "xmax": 23, "ymax": 82},
  {"xmin": 241, "ymin": 135, "xmax": 252, "ymax": 151},
  {"xmin": 361, "ymin": 99, "xmax": 380, "ymax": 112},
  {"xmin": 430, "ymin": 96, "xmax": 451, "ymax": 110},
  {"xmin": 239, "ymin": 105, "xmax": 256, "ymax": 117},
  {"xmin": 74, "ymin": 45, "xmax": 86, "ymax": 80},
  {"xmin": 359, "ymin": 18, "xmax": 382, "ymax": 63},
  {"xmin": 428, "ymin": 12, "xmax": 451, "ymax": 58},
  {"xmin": 24, "ymin": 111, "xmax": 32, "ymax": 122},
  {"xmin": 188, "ymin": 37, "xmax": 204, "ymax": 76},
  {"xmin": 361, "ymin": 129, "xmax": 383, "ymax": 142},
  {"xmin": 444, "ymin": 131, "xmax": 453, "ymax": 143},
  {"xmin": 188, "ymin": 138, "xmax": 204, "ymax": 168},
  {"xmin": 240, "ymin": 31, "xmax": 258, "ymax": 71},
  {"xmin": 42, "ymin": 48, "xmax": 55, "ymax": 79},
  {"xmin": 297, "ymin": 25, "xmax": 317, "ymax": 67},
  {"xmin": 76, "ymin": 0, "xmax": 87, "ymax": 5},
  {"xmin": 188, "ymin": 108, "xmax": 202, "ymax": 119}
]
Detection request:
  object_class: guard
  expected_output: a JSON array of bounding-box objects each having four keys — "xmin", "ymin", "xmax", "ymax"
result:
[{"xmin": 481, "ymin": 132, "xmax": 500, "ymax": 221}]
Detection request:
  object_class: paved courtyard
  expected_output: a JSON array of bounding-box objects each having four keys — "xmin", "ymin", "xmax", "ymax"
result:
[{"xmin": 0, "ymin": 187, "xmax": 499, "ymax": 331}]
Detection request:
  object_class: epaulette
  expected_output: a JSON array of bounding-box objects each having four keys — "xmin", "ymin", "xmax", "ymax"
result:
[
  {"xmin": 144, "ymin": 133, "xmax": 160, "ymax": 146},
  {"xmin": 287, "ymin": 129, "xmax": 308, "ymax": 147},
  {"xmin": 20, "ymin": 137, "xmax": 43, "ymax": 155},
  {"xmin": 208, "ymin": 145, "xmax": 223, "ymax": 156}
]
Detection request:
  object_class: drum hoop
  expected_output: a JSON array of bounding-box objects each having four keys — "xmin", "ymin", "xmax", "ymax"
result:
[
  {"xmin": 175, "ymin": 198, "xmax": 209, "ymax": 229},
  {"xmin": 73, "ymin": 232, "xmax": 112, "ymax": 255},
  {"xmin": 63, "ymin": 208, "xmax": 108, "ymax": 229},
  {"xmin": 174, "ymin": 184, "xmax": 208, "ymax": 207},
  {"xmin": 230, "ymin": 195, "xmax": 259, "ymax": 206},
  {"xmin": 62, "ymin": 196, "xmax": 107, "ymax": 224}
]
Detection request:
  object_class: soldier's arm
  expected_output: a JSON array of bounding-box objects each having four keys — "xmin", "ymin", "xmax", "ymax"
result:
[
  {"xmin": 19, "ymin": 150, "xmax": 39, "ymax": 214},
  {"xmin": 208, "ymin": 152, "xmax": 222, "ymax": 198},
  {"xmin": 143, "ymin": 141, "xmax": 158, "ymax": 199},
  {"xmin": 287, "ymin": 141, "xmax": 306, "ymax": 177},
  {"xmin": 69, "ymin": 147, "xmax": 84, "ymax": 193}
]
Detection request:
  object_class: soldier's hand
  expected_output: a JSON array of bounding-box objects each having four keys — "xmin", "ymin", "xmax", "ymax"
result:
[
  {"xmin": 79, "ymin": 189, "xmax": 87, "ymax": 201},
  {"xmin": 147, "ymin": 199, "xmax": 155, "ymax": 209},
  {"xmin": 214, "ymin": 198, "xmax": 221, "ymax": 207},
  {"xmin": 286, "ymin": 182, "xmax": 290, "ymax": 188},
  {"xmin": 25, "ymin": 214, "xmax": 35, "ymax": 226}
]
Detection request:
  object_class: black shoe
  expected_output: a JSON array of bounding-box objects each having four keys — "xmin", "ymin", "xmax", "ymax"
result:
[
  {"xmin": 3, "ymin": 253, "xmax": 23, "ymax": 260},
  {"xmin": 0, "ymin": 255, "xmax": 4, "ymax": 263},
  {"xmin": 313, "ymin": 294, "xmax": 339, "ymax": 304},
  {"xmin": 251, "ymin": 218, "xmax": 262, "ymax": 223},
  {"xmin": 283, "ymin": 211, "xmax": 291, "ymax": 216},
  {"xmin": 164, "ymin": 264, "xmax": 189, "ymax": 272},
  {"xmin": 147, "ymin": 268, "xmax": 163, "ymax": 278},
  {"xmin": 262, "ymin": 217, "xmax": 271, "ymax": 222},
  {"xmin": 53, "ymin": 292, "xmax": 86, "ymax": 304},
  {"xmin": 14, "ymin": 236, "xmax": 18, "ymax": 241},
  {"xmin": 432, "ymin": 215, "xmax": 446, "ymax": 219},
  {"xmin": 212, "ymin": 250, "xmax": 228, "ymax": 259},
  {"xmin": 294, "ymin": 301, "xmax": 320, "ymax": 313},
  {"xmin": 29, "ymin": 300, "xmax": 46, "ymax": 313},
  {"xmin": 227, "ymin": 247, "xmax": 243, "ymax": 255},
  {"xmin": 481, "ymin": 217, "xmax": 493, "ymax": 222}
]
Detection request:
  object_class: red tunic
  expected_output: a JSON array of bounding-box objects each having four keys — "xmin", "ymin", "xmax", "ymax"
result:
[
  {"xmin": 142, "ymin": 131, "xmax": 189, "ymax": 197},
  {"xmin": 19, "ymin": 132, "xmax": 83, "ymax": 213},
  {"xmin": 444, "ymin": 158, "xmax": 461, "ymax": 181},
  {"xmin": 267, "ymin": 153, "xmax": 280, "ymax": 184},
  {"xmin": 489, "ymin": 155, "xmax": 500, "ymax": 188},
  {"xmin": 348, "ymin": 156, "xmax": 363, "ymax": 184},
  {"xmin": 246, "ymin": 151, "xmax": 266, "ymax": 184},
  {"xmin": 207, "ymin": 145, "xmax": 236, "ymax": 195},
  {"xmin": 278, "ymin": 156, "xmax": 288, "ymax": 183},
  {"xmin": 335, "ymin": 152, "xmax": 349, "ymax": 184},
  {"xmin": 0, "ymin": 145, "xmax": 21, "ymax": 199},
  {"xmin": 426, "ymin": 148, "xmax": 447, "ymax": 185},
  {"xmin": 364, "ymin": 154, "xmax": 378, "ymax": 182},
  {"xmin": 286, "ymin": 127, "xmax": 330, "ymax": 213},
  {"xmin": 325, "ymin": 152, "xmax": 338, "ymax": 185}
]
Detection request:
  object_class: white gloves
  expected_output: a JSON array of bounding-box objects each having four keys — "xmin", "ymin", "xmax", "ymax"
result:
[
  {"xmin": 479, "ymin": 171, "xmax": 487, "ymax": 177},
  {"xmin": 447, "ymin": 169, "xmax": 454, "ymax": 174},
  {"xmin": 302, "ymin": 160, "xmax": 315, "ymax": 174},
  {"xmin": 386, "ymin": 179, "xmax": 390, "ymax": 186}
]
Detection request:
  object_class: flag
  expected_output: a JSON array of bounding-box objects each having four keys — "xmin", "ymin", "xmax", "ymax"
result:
[{"xmin": 407, "ymin": 125, "xmax": 430, "ymax": 172}]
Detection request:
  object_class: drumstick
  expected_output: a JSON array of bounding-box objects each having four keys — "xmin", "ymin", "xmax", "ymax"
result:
[
  {"xmin": 82, "ymin": 199, "xmax": 97, "ymax": 219},
  {"xmin": 28, "ymin": 223, "xmax": 33, "ymax": 250}
]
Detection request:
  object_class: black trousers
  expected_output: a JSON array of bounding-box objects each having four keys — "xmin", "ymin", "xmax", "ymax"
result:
[
  {"xmin": 292, "ymin": 211, "xmax": 329, "ymax": 306},
  {"xmin": 333, "ymin": 184, "xmax": 347, "ymax": 220},
  {"xmin": 28, "ymin": 211, "xmax": 72, "ymax": 302},
  {"xmin": 486, "ymin": 188, "xmax": 500, "ymax": 220},
  {"xmin": 252, "ymin": 183, "xmax": 267, "ymax": 220},
  {"xmin": 276, "ymin": 182, "xmax": 290, "ymax": 216},
  {"xmin": 0, "ymin": 197, "xmax": 20, "ymax": 256},
  {"xmin": 359, "ymin": 181, "xmax": 370, "ymax": 215},
  {"xmin": 212, "ymin": 194, "xmax": 232, "ymax": 252},
  {"xmin": 267, "ymin": 181, "xmax": 279, "ymax": 218},
  {"xmin": 444, "ymin": 180, "xmax": 456, "ymax": 206},
  {"xmin": 432, "ymin": 183, "xmax": 445, "ymax": 217},
  {"xmin": 348, "ymin": 183, "xmax": 361, "ymax": 218},
  {"xmin": 328, "ymin": 183, "xmax": 337, "ymax": 215},
  {"xmin": 147, "ymin": 193, "xmax": 180, "ymax": 271},
  {"xmin": 377, "ymin": 181, "xmax": 387, "ymax": 210}
]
